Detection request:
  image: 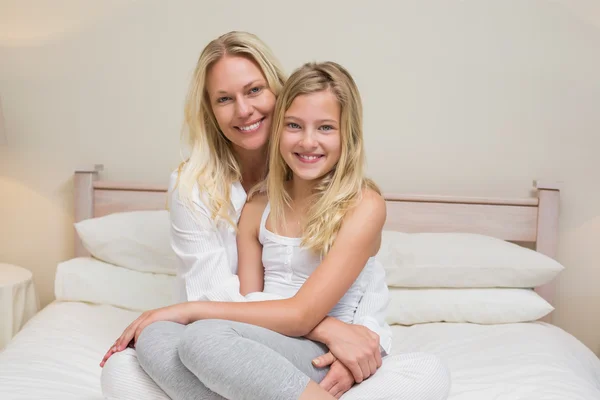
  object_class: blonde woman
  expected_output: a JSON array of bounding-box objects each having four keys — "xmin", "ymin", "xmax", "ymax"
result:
[
  {"xmin": 100, "ymin": 31, "xmax": 389, "ymax": 399},
  {"xmin": 103, "ymin": 60, "xmax": 450, "ymax": 400}
]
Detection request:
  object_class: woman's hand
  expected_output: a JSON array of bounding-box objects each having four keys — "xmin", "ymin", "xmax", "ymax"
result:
[
  {"xmin": 311, "ymin": 322, "xmax": 381, "ymax": 383},
  {"xmin": 99, "ymin": 304, "xmax": 190, "ymax": 367}
]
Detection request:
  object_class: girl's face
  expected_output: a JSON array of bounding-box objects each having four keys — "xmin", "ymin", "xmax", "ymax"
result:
[
  {"xmin": 279, "ymin": 89, "xmax": 342, "ymax": 183},
  {"xmin": 206, "ymin": 55, "xmax": 276, "ymax": 154}
]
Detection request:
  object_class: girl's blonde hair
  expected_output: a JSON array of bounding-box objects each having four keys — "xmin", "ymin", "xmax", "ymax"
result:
[
  {"xmin": 265, "ymin": 61, "xmax": 380, "ymax": 256},
  {"xmin": 175, "ymin": 31, "xmax": 286, "ymax": 225}
]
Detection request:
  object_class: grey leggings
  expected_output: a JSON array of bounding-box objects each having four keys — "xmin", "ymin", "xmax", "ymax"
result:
[{"xmin": 136, "ymin": 319, "xmax": 331, "ymax": 400}]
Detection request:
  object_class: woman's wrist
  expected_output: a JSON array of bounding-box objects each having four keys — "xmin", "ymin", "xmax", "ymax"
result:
[{"xmin": 306, "ymin": 316, "xmax": 344, "ymax": 346}]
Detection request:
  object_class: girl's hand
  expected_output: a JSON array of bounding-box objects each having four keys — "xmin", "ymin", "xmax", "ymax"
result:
[
  {"xmin": 317, "ymin": 357, "xmax": 355, "ymax": 398},
  {"xmin": 99, "ymin": 304, "xmax": 190, "ymax": 367}
]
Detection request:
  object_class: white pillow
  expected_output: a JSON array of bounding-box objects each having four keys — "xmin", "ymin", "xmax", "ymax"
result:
[
  {"xmin": 55, "ymin": 257, "xmax": 176, "ymax": 311},
  {"xmin": 377, "ymin": 231, "xmax": 564, "ymax": 288},
  {"xmin": 385, "ymin": 287, "xmax": 554, "ymax": 325},
  {"xmin": 74, "ymin": 210, "xmax": 177, "ymax": 275}
]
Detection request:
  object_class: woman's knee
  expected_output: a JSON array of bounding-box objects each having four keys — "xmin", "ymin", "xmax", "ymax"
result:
[
  {"xmin": 392, "ymin": 352, "xmax": 451, "ymax": 399},
  {"xmin": 101, "ymin": 348, "xmax": 169, "ymax": 400},
  {"xmin": 417, "ymin": 353, "xmax": 450, "ymax": 397}
]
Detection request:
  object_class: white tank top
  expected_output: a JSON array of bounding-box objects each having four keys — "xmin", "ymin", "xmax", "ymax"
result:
[{"xmin": 250, "ymin": 202, "xmax": 381, "ymax": 324}]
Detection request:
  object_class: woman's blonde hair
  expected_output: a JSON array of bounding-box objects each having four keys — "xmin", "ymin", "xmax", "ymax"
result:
[
  {"xmin": 264, "ymin": 61, "xmax": 380, "ymax": 256},
  {"xmin": 175, "ymin": 31, "xmax": 286, "ymax": 225}
]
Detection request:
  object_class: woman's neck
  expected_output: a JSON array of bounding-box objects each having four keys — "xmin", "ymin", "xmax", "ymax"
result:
[{"xmin": 236, "ymin": 147, "xmax": 267, "ymax": 192}]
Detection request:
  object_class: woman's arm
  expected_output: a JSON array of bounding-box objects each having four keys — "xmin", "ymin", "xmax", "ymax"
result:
[
  {"xmin": 169, "ymin": 171, "xmax": 246, "ymax": 302},
  {"xmin": 237, "ymin": 197, "xmax": 266, "ymax": 295},
  {"xmin": 182, "ymin": 189, "xmax": 387, "ymax": 337},
  {"xmin": 351, "ymin": 264, "xmax": 393, "ymax": 354}
]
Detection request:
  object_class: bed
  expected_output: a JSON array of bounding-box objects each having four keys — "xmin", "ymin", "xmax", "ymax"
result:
[{"xmin": 0, "ymin": 166, "xmax": 599, "ymax": 400}]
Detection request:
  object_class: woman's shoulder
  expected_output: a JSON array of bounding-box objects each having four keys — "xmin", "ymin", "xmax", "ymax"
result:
[{"xmin": 168, "ymin": 165, "xmax": 210, "ymax": 214}]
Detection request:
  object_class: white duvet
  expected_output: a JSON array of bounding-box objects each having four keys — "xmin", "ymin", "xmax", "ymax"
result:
[
  {"xmin": 390, "ymin": 322, "xmax": 600, "ymax": 399},
  {"xmin": 1, "ymin": 300, "xmax": 599, "ymax": 400},
  {"xmin": 0, "ymin": 301, "xmax": 140, "ymax": 400}
]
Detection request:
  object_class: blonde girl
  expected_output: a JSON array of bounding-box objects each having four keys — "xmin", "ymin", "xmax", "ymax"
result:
[
  {"xmin": 101, "ymin": 31, "xmax": 391, "ymax": 399},
  {"xmin": 105, "ymin": 60, "xmax": 450, "ymax": 400}
]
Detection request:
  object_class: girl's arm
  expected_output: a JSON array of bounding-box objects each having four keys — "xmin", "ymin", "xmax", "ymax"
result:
[
  {"xmin": 182, "ymin": 189, "xmax": 386, "ymax": 337},
  {"xmin": 237, "ymin": 196, "xmax": 266, "ymax": 295}
]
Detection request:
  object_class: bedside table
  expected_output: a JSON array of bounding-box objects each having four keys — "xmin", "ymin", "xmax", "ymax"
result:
[{"xmin": 0, "ymin": 263, "xmax": 40, "ymax": 349}]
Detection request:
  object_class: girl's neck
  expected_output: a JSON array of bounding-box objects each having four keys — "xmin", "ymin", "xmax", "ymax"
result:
[
  {"xmin": 236, "ymin": 146, "xmax": 268, "ymax": 192},
  {"xmin": 288, "ymin": 176, "xmax": 317, "ymax": 209}
]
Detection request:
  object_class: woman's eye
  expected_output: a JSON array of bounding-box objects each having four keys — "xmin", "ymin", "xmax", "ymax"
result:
[
  {"xmin": 249, "ymin": 87, "xmax": 262, "ymax": 94},
  {"xmin": 320, "ymin": 125, "xmax": 334, "ymax": 132},
  {"xmin": 217, "ymin": 97, "xmax": 231, "ymax": 104},
  {"xmin": 287, "ymin": 122, "xmax": 301, "ymax": 129}
]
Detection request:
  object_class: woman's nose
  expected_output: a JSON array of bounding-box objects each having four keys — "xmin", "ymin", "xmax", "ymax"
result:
[{"xmin": 235, "ymin": 97, "xmax": 253, "ymax": 119}]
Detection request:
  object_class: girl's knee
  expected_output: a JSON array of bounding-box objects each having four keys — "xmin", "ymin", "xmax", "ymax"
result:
[
  {"xmin": 136, "ymin": 321, "xmax": 182, "ymax": 364},
  {"xmin": 178, "ymin": 319, "xmax": 238, "ymax": 367}
]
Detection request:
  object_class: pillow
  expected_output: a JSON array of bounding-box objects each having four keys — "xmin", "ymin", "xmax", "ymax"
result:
[
  {"xmin": 54, "ymin": 257, "xmax": 176, "ymax": 311},
  {"xmin": 385, "ymin": 287, "xmax": 554, "ymax": 325},
  {"xmin": 74, "ymin": 210, "xmax": 177, "ymax": 275},
  {"xmin": 377, "ymin": 231, "xmax": 564, "ymax": 288}
]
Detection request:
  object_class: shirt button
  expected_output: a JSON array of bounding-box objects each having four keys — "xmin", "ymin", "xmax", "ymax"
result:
[{"xmin": 286, "ymin": 247, "xmax": 293, "ymax": 254}]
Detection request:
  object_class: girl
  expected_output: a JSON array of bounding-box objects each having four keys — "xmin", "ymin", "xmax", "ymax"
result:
[
  {"xmin": 101, "ymin": 32, "xmax": 392, "ymax": 400},
  {"xmin": 106, "ymin": 61, "xmax": 450, "ymax": 400}
]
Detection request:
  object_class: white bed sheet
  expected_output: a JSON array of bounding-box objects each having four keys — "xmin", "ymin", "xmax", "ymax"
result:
[
  {"xmin": 1, "ymin": 300, "xmax": 600, "ymax": 400},
  {"xmin": 390, "ymin": 322, "xmax": 600, "ymax": 399},
  {"xmin": 0, "ymin": 301, "xmax": 140, "ymax": 400}
]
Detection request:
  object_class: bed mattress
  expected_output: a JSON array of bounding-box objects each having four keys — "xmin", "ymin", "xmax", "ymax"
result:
[
  {"xmin": 1, "ymin": 300, "xmax": 599, "ymax": 399},
  {"xmin": 0, "ymin": 301, "xmax": 140, "ymax": 400},
  {"xmin": 389, "ymin": 321, "xmax": 600, "ymax": 399}
]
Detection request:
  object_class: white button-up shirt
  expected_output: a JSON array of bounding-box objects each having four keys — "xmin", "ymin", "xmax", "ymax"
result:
[{"xmin": 168, "ymin": 170, "xmax": 392, "ymax": 353}]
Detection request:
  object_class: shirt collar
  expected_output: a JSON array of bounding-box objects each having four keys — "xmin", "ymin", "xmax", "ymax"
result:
[{"xmin": 231, "ymin": 180, "xmax": 248, "ymax": 215}]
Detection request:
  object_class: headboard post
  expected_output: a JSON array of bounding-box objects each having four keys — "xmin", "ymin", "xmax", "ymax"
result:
[
  {"xmin": 533, "ymin": 180, "xmax": 561, "ymax": 322},
  {"xmin": 74, "ymin": 165, "xmax": 103, "ymax": 257}
]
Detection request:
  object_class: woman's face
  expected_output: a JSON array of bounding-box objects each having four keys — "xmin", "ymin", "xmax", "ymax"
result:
[{"xmin": 206, "ymin": 55, "xmax": 276, "ymax": 155}]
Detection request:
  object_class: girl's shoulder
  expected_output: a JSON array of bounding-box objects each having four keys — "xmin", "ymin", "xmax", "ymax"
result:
[
  {"xmin": 354, "ymin": 187, "xmax": 386, "ymax": 215},
  {"xmin": 239, "ymin": 191, "xmax": 268, "ymax": 225},
  {"xmin": 243, "ymin": 191, "xmax": 268, "ymax": 214}
]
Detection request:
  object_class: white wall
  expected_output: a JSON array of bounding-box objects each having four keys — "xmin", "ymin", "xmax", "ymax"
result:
[{"xmin": 1, "ymin": 0, "xmax": 599, "ymax": 353}]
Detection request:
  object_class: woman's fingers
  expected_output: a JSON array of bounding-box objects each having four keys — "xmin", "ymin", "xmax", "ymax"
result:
[
  {"xmin": 348, "ymin": 362, "xmax": 364, "ymax": 383},
  {"xmin": 368, "ymin": 356, "xmax": 378, "ymax": 377},
  {"xmin": 359, "ymin": 358, "xmax": 371, "ymax": 381}
]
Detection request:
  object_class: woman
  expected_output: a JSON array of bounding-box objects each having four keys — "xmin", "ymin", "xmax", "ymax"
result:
[
  {"xmin": 100, "ymin": 32, "xmax": 449, "ymax": 399},
  {"xmin": 114, "ymin": 61, "xmax": 450, "ymax": 400}
]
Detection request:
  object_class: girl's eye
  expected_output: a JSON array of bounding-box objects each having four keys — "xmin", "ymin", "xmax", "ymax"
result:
[
  {"xmin": 287, "ymin": 122, "xmax": 301, "ymax": 129},
  {"xmin": 249, "ymin": 87, "xmax": 262, "ymax": 95},
  {"xmin": 320, "ymin": 125, "xmax": 334, "ymax": 132},
  {"xmin": 217, "ymin": 97, "xmax": 231, "ymax": 104}
]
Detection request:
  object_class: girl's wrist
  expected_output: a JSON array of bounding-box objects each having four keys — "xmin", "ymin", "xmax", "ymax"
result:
[{"xmin": 180, "ymin": 301, "xmax": 201, "ymax": 325}]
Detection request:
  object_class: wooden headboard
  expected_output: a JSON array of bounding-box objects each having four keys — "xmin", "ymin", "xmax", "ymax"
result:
[{"xmin": 74, "ymin": 165, "xmax": 560, "ymax": 321}]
